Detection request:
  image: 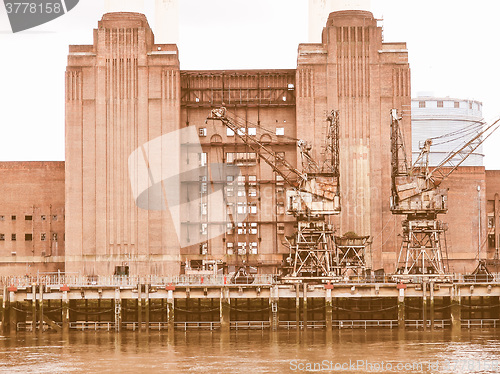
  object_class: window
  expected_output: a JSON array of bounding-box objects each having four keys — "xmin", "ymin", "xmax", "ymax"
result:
[
  {"xmin": 25, "ymin": 233, "xmax": 33, "ymax": 241},
  {"xmin": 237, "ymin": 242, "xmax": 247, "ymax": 255},
  {"xmin": 237, "ymin": 203, "xmax": 246, "ymax": 214},
  {"xmin": 237, "ymin": 222, "xmax": 246, "ymax": 234},
  {"xmin": 249, "ymin": 203, "xmax": 257, "ymax": 214},
  {"xmin": 200, "ymin": 242, "xmax": 208, "ymax": 255},
  {"xmin": 237, "ymin": 128, "xmax": 245, "ymax": 136},
  {"xmin": 200, "ymin": 202, "xmax": 208, "ymax": 216},
  {"xmin": 199, "ymin": 127, "xmax": 207, "ymax": 137},
  {"xmin": 277, "ymin": 202, "xmax": 285, "ymax": 215},
  {"xmin": 226, "ymin": 222, "xmax": 234, "ymax": 234},
  {"xmin": 276, "ymin": 127, "xmax": 285, "ymax": 136},
  {"xmin": 0, "ymin": 234, "xmax": 4, "ymax": 241},
  {"xmin": 200, "ymin": 223, "xmax": 208, "ymax": 235},
  {"xmin": 226, "ymin": 242, "xmax": 234, "ymax": 255},
  {"xmin": 226, "ymin": 203, "xmax": 234, "ymax": 216},
  {"xmin": 226, "ymin": 185, "xmax": 234, "ymax": 197},
  {"xmin": 199, "ymin": 153, "xmax": 207, "ymax": 167},
  {"xmin": 437, "ymin": 101, "xmax": 443, "ymax": 108},
  {"xmin": 248, "ymin": 187, "xmax": 257, "ymax": 197},
  {"xmin": 248, "ymin": 127, "xmax": 256, "ymax": 136},
  {"xmin": 248, "ymin": 175, "xmax": 257, "ymax": 185},
  {"xmin": 237, "ymin": 188, "xmax": 246, "ymax": 197},
  {"xmin": 52, "ymin": 215, "xmax": 58, "ymax": 221},
  {"xmin": 419, "ymin": 101, "xmax": 425, "ymax": 108},
  {"xmin": 11, "ymin": 234, "xmax": 16, "ymax": 241},
  {"xmin": 25, "ymin": 215, "xmax": 32, "ymax": 221},
  {"xmin": 454, "ymin": 101, "xmax": 460, "ymax": 108},
  {"xmin": 288, "ymin": 83, "xmax": 294, "ymax": 90},
  {"xmin": 249, "ymin": 223, "xmax": 258, "ymax": 235},
  {"xmin": 41, "ymin": 233, "xmax": 46, "ymax": 241},
  {"xmin": 226, "ymin": 152, "xmax": 235, "ymax": 164},
  {"xmin": 227, "ymin": 128, "xmax": 235, "ymax": 136},
  {"xmin": 276, "ymin": 152, "xmax": 285, "ymax": 165},
  {"xmin": 488, "ymin": 217, "xmax": 495, "ymax": 229},
  {"xmin": 41, "ymin": 215, "xmax": 46, "ymax": 221},
  {"xmin": 52, "ymin": 233, "xmax": 57, "ymax": 241},
  {"xmin": 11, "ymin": 215, "xmax": 16, "ymax": 221},
  {"xmin": 249, "ymin": 242, "xmax": 258, "ymax": 254},
  {"xmin": 237, "ymin": 175, "xmax": 246, "ymax": 185}
]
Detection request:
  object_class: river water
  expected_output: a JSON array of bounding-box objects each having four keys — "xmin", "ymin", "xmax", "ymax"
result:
[{"xmin": 0, "ymin": 329, "xmax": 499, "ymax": 373}]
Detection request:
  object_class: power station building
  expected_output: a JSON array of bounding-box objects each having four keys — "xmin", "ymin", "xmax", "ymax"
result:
[
  {"xmin": 411, "ymin": 96, "xmax": 484, "ymax": 167},
  {"xmin": 0, "ymin": 11, "xmax": 498, "ymax": 276}
]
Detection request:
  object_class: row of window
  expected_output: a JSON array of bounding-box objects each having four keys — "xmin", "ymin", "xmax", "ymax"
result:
[
  {"xmin": 198, "ymin": 151, "xmax": 289, "ymax": 167},
  {"xmin": 199, "ymin": 127, "xmax": 286, "ymax": 137},
  {"xmin": 0, "ymin": 233, "xmax": 59, "ymax": 241},
  {"xmin": 0, "ymin": 215, "xmax": 59, "ymax": 222},
  {"xmin": 199, "ymin": 242, "xmax": 259, "ymax": 255},
  {"xmin": 417, "ymin": 100, "xmax": 480, "ymax": 110}
]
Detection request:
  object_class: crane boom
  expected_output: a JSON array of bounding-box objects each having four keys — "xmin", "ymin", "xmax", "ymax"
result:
[
  {"xmin": 207, "ymin": 107, "xmax": 340, "ymax": 204},
  {"xmin": 428, "ymin": 117, "xmax": 500, "ymax": 187}
]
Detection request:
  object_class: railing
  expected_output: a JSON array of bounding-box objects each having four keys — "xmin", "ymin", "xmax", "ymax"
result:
[
  {"xmin": 230, "ymin": 321, "xmax": 270, "ymax": 330},
  {"xmin": 16, "ymin": 321, "xmax": 50, "ymax": 331},
  {"xmin": 279, "ymin": 320, "xmax": 326, "ymax": 329},
  {"xmin": 3, "ymin": 272, "xmax": 500, "ymax": 288},
  {"xmin": 0, "ymin": 274, "xmax": 278, "ymax": 288},
  {"xmin": 70, "ymin": 321, "xmax": 116, "ymax": 331},
  {"xmin": 174, "ymin": 321, "xmax": 221, "ymax": 330},
  {"xmin": 333, "ymin": 320, "xmax": 398, "ymax": 329},
  {"xmin": 461, "ymin": 319, "xmax": 500, "ymax": 328},
  {"xmin": 405, "ymin": 320, "xmax": 450, "ymax": 329}
]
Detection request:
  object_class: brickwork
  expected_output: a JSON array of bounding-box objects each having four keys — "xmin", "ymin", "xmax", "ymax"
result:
[{"xmin": 0, "ymin": 162, "xmax": 65, "ymax": 276}]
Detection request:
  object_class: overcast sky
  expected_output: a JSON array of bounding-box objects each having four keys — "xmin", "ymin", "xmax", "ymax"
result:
[{"xmin": 0, "ymin": 0, "xmax": 499, "ymax": 168}]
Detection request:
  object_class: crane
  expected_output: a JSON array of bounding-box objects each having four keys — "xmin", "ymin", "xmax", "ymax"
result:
[
  {"xmin": 390, "ymin": 109, "xmax": 500, "ymax": 276},
  {"xmin": 207, "ymin": 107, "xmax": 355, "ymax": 279}
]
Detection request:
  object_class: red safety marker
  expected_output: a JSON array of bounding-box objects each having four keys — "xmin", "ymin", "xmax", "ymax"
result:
[
  {"xmin": 7, "ymin": 285, "xmax": 17, "ymax": 292},
  {"xmin": 165, "ymin": 283, "xmax": 175, "ymax": 291},
  {"xmin": 396, "ymin": 282, "xmax": 407, "ymax": 290},
  {"xmin": 224, "ymin": 275, "xmax": 227, "ymax": 285},
  {"xmin": 60, "ymin": 284, "xmax": 70, "ymax": 292},
  {"xmin": 201, "ymin": 276, "xmax": 204, "ymax": 284}
]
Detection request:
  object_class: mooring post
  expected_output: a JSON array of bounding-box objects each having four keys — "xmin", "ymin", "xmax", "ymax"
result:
[
  {"xmin": 62, "ymin": 289, "xmax": 69, "ymax": 334},
  {"xmin": 1, "ymin": 285, "xmax": 7, "ymax": 334},
  {"xmin": 325, "ymin": 286, "xmax": 333, "ymax": 330},
  {"xmin": 220, "ymin": 287, "xmax": 230, "ymax": 331},
  {"xmin": 114, "ymin": 288, "xmax": 121, "ymax": 332},
  {"xmin": 422, "ymin": 281, "xmax": 427, "ymax": 331},
  {"xmin": 31, "ymin": 284, "xmax": 37, "ymax": 333},
  {"xmin": 429, "ymin": 281, "xmax": 435, "ymax": 329},
  {"xmin": 451, "ymin": 285, "xmax": 461, "ymax": 331},
  {"xmin": 269, "ymin": 285, "xmax": 278, "ymax": 330},
  {"xmin": 145, "ymin": 284, "xmax": 150, "ymax": 331},
  {"xmin": 9, "ymin": 289, "xmax": 17, "ymax": 335},
  {"xmin": 397, "ymin": 283, "xmax": 406, "ymax": 330},
  {"xmin": 166, "ymin": 286, "xmax": 175, "ymax": 330},
  {"xmin": 137, "ymin": 283, "xmax": 143, "ymax": 330},
  {"xmin": 303, "ymin": 283, "xmax": 308, "ymax": 329},
  {"xmin": 295, "ymin": 283, "xmax": 300, "ymax": 330}
]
